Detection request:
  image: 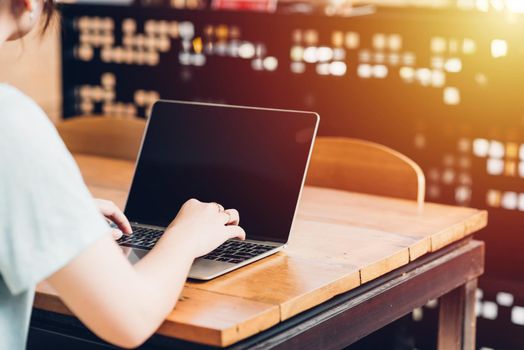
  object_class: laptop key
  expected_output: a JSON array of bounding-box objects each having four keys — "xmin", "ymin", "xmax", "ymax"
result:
[{"xmin": 236, "ymin": 253, "xmax": 254, "ymax": 258}]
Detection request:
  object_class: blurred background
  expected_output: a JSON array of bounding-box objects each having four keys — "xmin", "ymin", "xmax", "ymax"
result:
[{"xmin": 2, "ymin": 0, "xmax": 523, "ymax": 349}]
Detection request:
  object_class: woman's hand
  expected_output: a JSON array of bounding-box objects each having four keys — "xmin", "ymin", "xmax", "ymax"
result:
[
  {"xmin": 164, "ymin": 198, "xmax": 245, "ymax": 258},
  {"xmin": 94, "ymin": 199, "xmax": 133, "ymax": 240}
]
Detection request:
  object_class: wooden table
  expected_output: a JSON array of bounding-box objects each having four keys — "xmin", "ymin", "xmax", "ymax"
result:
[{"xmin": 32, "ymin": 154, "xmax": 487, "ymax": 350}]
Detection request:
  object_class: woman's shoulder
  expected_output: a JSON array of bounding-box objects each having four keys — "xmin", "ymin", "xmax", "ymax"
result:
[
  {"xmin": 0, "ymin": 84, "xmax": 45, "ymax": 117},
  {"xmin": 0, "ymin": 84, "xmax": 63, "ymax": 154},
  {"xmin": 0, "ymin": 84, "xmax": 56, "ymax": 132}
]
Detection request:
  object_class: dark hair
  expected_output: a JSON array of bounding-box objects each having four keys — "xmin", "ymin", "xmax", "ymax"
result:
[
  {"xmin": 8, "ymin": 0, "xmax": 56, "ymax": 33},
  {"xmin": 40, "ymin": 0, "xmax": 56, "ymax": 31}
]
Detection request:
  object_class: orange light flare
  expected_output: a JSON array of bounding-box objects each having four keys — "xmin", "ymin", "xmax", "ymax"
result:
[{"xmin": 192, "ymin": 37, "xmax": 203, "ymax": 54}]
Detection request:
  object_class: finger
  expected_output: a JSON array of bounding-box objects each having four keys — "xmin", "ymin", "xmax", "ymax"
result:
[
  {"xmin": 185, "ymin": 198, "xmax": 201, "ymax": 207},
  {"xmin": 218, "ymin": 212, "xmax": 232, "ymax": 225},
  {"xmin": 111, "ymin": 229, "xmax": 123, "ymax": 240},
  {"xmin": 226, "ymin": 226, "xmax": 246, "ymax": 240},
  {"xmin": 210, "ymin": 202, "xmax": 224, "ymax": 212},
  {"xmin": 106, "ymin": 205, "xmax": 133, "ymax": 234},
  {"xmin": 224, "ymin": 209, "xmax": 239, "ymax": 225}
]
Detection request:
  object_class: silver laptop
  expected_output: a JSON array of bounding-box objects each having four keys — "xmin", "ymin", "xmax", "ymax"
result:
[{"xmin": 117, "ymin": 100, "xmax": 319, "ymax": 280}]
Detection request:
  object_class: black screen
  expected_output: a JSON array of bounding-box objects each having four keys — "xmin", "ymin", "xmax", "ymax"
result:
[{"xmin": 125, "ymin": 101, "xmax": 318, "ymax": 243}]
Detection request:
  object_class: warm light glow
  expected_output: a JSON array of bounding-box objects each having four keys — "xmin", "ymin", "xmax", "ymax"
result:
[
  {"xmin": 317, "ymin": 47, "xmax": 334, "ymax": 62},
  {"xmin": 431, "ymin": 70, "xmax": 445, "ymax": 87},
  {"xmin": 487, "ymin": 158, "xmax": 504, "ymax": 175},
  {"xmin": 506, "ymin": 0, "xmax": 524, "ymax": 13},
  {"xmin": 443, "ymin": 87, "xmax": 460, "ymax": 105},
  {"xmin": 373, "ymin": 33, "xmax": 386, "ymax": 50},
  {"xmin": 333, "ymin": 48, "xmax": 345, "ymax": 61},
  {"xmin": 192, "ymin": 37, "xmax": 203, "ymax": 54},
  {"xmin": 316, "ymin": 63, "xmax": 330, "ymax": 75},
  {"xmin": 431, "ymin": 37, "xmax": 446, "ymax": 54},
  {"xmin": 345, "ymin": 32, "xmax": 359, "ymax": 49},
  {"xmin": 399, "ymin": 66, "xmax": 415, "ymax": 81},
  {"xmin": 239, "ymin": 42, "xmax": 256, "ymax": 59},
  {"xmin": 359, "ymin": 50, "xmax": 371, "ymax": 62},
  {"xmin": 357, "ymin": 64, "xmax": 372, "ymax": 78},
  {"xmin": 290, "ymin": 46, "xmax": 303, "ymax": 62},
  {"xmin": 491, "ymin": 39, "xmax": 508, "ymax": 58},
  {"xmin": 512, "ymin": 306, "xmax": 524, "ymax": 326},
  {"xmin": 290, "ymin": 62, "xmax": 305, "ymax": 74},
  {"xmin": 476, "ymin": 0, "xmax": 489, "ymax": 12},
  {"xmin": 486, "ymin": 189, "xmax": 501, "ymax": 207},
  {"xmin": 501, "ymin": 191, "xmax": 518, "ymax": 210},
  {"xmin": 444, "ymin": 58, "xmax": 462, "ymax": 73},
  {"xmin": 489, "ymin": 140, "xmax": 505, "ymax": 158},
  {"xmin": 373, "ymin": 65, "xmax": 388, "ymax": 78},
  {"xmin": 304, "ymin": 30, "xmax": 319, "ymax": 46},
  {"xmin": 262, "ymin": 56, "xmax": 278, "ymax": 71},
  {"xmin": 462, "ymin": 38, "xmax": 476, "ymax": 54},
  {"xmin": 402, "ymin": 52, "xmax": 416, "ymax": 66},
  {"xmin": 388, "ymin": 34, "xmax": 402, "ymax": 51},
  {"xmin": 473, "ymin": 138, "xmax": 490, "ymax": 157},
  {"xmin": 331, "ymin": 31, "xmax": 344, "ymax": 47},
  {"xmin": 329, "ymin": 61, "xmax": 347, "ymax": 76},
  {"xmin": 416, "ymin": 68, "xmax": 432, "ymax": 86},
  {"xmin": 303, "ymin": 47, "xmax": 318, "ymax": 63}
]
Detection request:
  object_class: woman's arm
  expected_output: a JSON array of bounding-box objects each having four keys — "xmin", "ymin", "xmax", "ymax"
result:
[{"xmin": 47, "ymin": 198, "xmax": 245, "ymax": 349}]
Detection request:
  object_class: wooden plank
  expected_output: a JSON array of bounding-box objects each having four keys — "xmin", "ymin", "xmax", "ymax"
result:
[
  {"xmin": 34, "ymin": 282, "xmax": 280, "ymax": 347},
  {"xmin": 296, "ymin": 187, "xmax": 487, "ymax": 259},
  {"xmin": 160, "ymin": 288, "xmax": 280, "ymax": 347},
  {"xmin": 437, "ymin": 278, "xmax": 478, "ymax": 350},
  {"xmin": 286, "ymin": 219, "xmax": 411, "ymax": 284},
  {"xmin": 186, "ymin": 253, "xmax": 361, "ymax": 321},
  {"xmin": 438, "ymin": 286, "xmax": 464, "ymax": 350},
  {"xmin": 74, "ymin": 154, "xmax": 135, "ymax": 192},
  {"xmin": 463, "ymin": 279, "xmax": 478, "ymax": 350}
]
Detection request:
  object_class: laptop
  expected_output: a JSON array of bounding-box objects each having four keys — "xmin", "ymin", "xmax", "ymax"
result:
[{"xmin": 117, "ymin": 100, "xmax": 319, "ymax": 280}]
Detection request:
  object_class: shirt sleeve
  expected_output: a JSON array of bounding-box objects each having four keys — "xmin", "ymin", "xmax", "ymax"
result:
[{"xmin": 0, "ymin": 86, "xmax": 111, "ymax": 295}]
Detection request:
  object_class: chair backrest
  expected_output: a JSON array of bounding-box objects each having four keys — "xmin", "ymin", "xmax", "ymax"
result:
[
  {"xmin": 306, "ymin": 137, "xmax": 425, "ymax": 207},
  {"xmin": 56, "ymin": 116, "xmax": 146, "ymax": 161}
]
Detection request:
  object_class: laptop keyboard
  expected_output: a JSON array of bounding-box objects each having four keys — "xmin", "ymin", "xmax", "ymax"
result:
[
  {"xmin": 117, "ymin": 225, "xmax": 275, "ymax": 264},
  {"xmin": 201, "ymin": 240, "xmax": 275, "ymax": 264},
  {"xmin": 117, "ymin": 225, "xmax": 164, "ymax": 250}
]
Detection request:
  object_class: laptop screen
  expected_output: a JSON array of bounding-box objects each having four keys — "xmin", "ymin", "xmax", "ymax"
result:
[{"xmin": 125, "ymin": 101, "xmax": 319, "ymax": 243}]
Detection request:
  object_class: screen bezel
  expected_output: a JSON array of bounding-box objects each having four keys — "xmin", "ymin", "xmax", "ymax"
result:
[{"xmin": 124, "ymin": 100, "xmax": 320, "ymax": 244}]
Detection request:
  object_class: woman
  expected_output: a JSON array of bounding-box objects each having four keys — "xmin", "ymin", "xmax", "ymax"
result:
[{"xmin": 0, "ymin": 0, "xmax": 246, "ymax": 349}]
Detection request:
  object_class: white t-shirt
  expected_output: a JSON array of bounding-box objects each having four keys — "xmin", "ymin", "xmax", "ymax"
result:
[{"xmin": 0, "ymin": 84, "xmax": 111, "ymax": 349}]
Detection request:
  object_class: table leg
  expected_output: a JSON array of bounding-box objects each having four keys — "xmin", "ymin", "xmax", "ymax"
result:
[{"xmin": 437, "ymin": 278, "xmax": 478, "ymax": 350}]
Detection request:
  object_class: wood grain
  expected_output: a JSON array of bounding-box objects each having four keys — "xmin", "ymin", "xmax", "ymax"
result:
[
  {"xmin": 34, "ymin": 282, "xmax": 279, "ymax": 347},
  {"xmin": 437, "ymin": 278, "xmax": 478, "ymax": 350},
  {"xmin": 306, "ymin": 137, "xmax": 426, "ymax": 207},
  {"xmin": 75, "ymin": 154, "xmax": 135, "ymax": 193},
  {"xmin": 33, "ymin": 155, "xmax": 488, "ymax": 347},
  {"xmin": 186, "ymin": 252, "xmax": 361, "ymax": 320},
  {"xmin": 296, "ymin": 187, "xmax": 487, "ymax": 260},
  {"xmin": 57, "ymin": 117, "xmax": 146, "ymax": 161}
]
